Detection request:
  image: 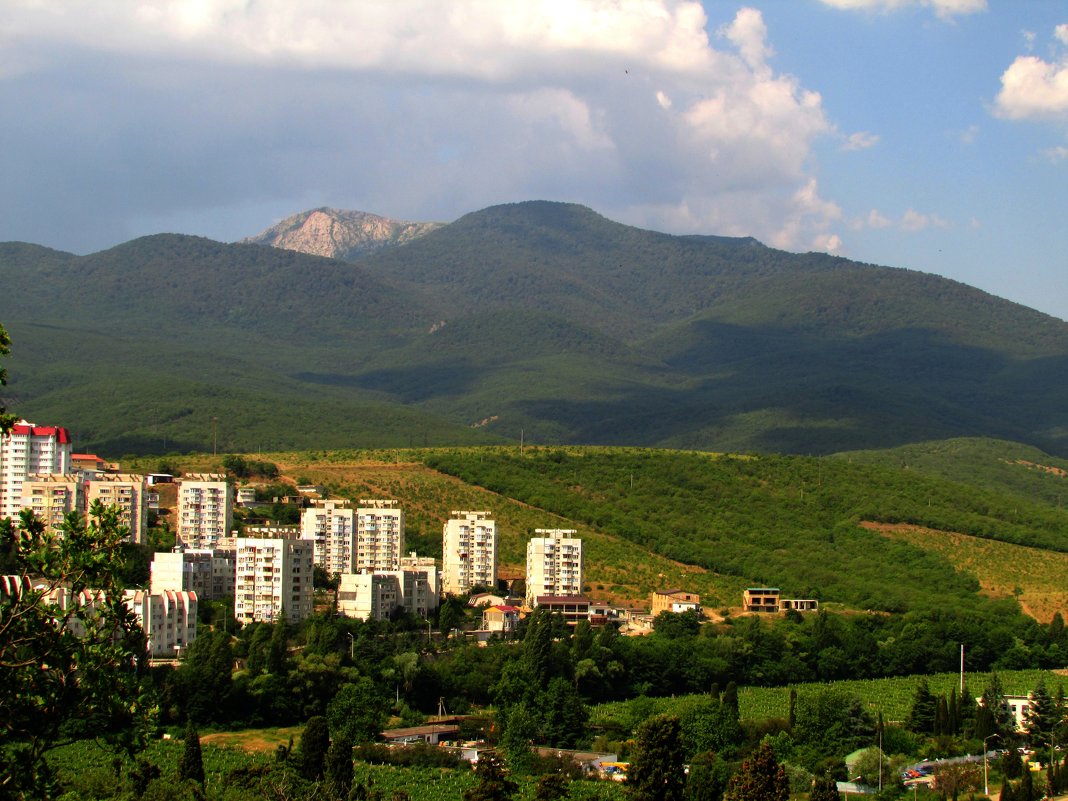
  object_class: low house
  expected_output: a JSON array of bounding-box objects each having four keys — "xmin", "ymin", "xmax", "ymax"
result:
[
  {"xmin": 535, "ymin": 595, "xmax": 591, "ymax": 625},
  {"xmin": 743, "ymin": 587, "xmax": 781, "ymax": 612},
  {"xmin": 650, "ymin": 589, "xmax": 701, "ymax": 615},
  {"xmin": 780, "ymin": 598, "xmax": 819, "ymax": 612},
  {"xmin": 482, "ymin": 604, "xmax": 520, "ymax": 633},
  {"xmin": 381, "ymin": 723, "xmax": 460, "ymax": 745}
]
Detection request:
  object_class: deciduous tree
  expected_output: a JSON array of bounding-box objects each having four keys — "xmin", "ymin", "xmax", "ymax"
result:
[{"xmin": 627, "ymin": 714, "xmax": 686, "ymax": 801}]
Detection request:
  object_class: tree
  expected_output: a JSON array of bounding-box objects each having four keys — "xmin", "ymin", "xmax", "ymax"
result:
[
  {"xmin": 934, "ymin": 762, "xmax": 982, "ymax": 801},
  {"xmin": 907, "ymin": 679, "xmax": 936, "ymax": 734},
  {"xmin": 685, "ymin": 752, "xmax": 731, "ymax": 801},
  {"xmin": 534, "ymin": 772, "xmax": 571, "ymax": 801},
  {"xmin": 1024, "ymin": 680, "xmax": 1061, "ymax": 749},
  {"xmin": 327, "ymin": 678, "xmax": 388, "ymax": 746},
  {"xmin": 300, "ymin": 715, "xmax": 330, "ymax": 780},
  {"xmin": 178, "ymin": 720, "xmax": 205, "ymax": 785},
  {"xmin": 724, "ymin": 741, "xmax": 789, "ymax": 801},
  {"xmin": 810, "ymin": 773, "xmax": 841, "ymax": 801},
  {"xmin": 0, "ymin": 503, "xmax": 154, "ymax": 799},
  {"xmin": 464, "ymin": 750, "xmax": 517, "ymax": 801},
  {"xmin": 0, "ymin": 322, "xmax": 16, "ymax": 432},
  {"xmin": 627, "ymin": 714, "xmax": 686, "ymax": 801},
  {"xmin": 325, "ymin": 737, "xmax": 353, "ymax": 798}
]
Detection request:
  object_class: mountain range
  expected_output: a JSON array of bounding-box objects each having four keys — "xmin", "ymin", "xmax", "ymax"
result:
[{"xmin": 1, "ymin": 200, "xmax": 1067, "ymax": 457}]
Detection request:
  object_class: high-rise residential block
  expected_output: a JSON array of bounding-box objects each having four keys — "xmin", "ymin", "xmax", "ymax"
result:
[
  {"xmin": 19, "ymin": 474, "xmax": 84, "ymax": 533},
  {"xmin": 123, "ymin": 589, "xmax": 198, "ymax": 658},
  {"xmin": 442, "ymin": 511, "xmax": 497, "ymax": 595},
  {"xmin": 233, "ymin": 532, "xmax": 313, "ymax": 625},
  {"xmin": 525, "ymin": 529, "xmax": 583, "ymax": 606},
  {"xmin": 301, "ymin": 499, "xmax": 357, "ymax": 576},
  {"xmin": 150, "ymin": 547, "xmax": 236, "ymax": 601},
  {"xmin": 177, "ymin": 474, "xmax": 233, "ymax": 549},
  {"xmin": 86, "ymin": 473, "xmax": 148, "ymax": 546},
  {"xmin": 1, "ymin": 421, "xmax": 72, "ymax": 521},
  {"xmin": 356, "ymin": 499, "xmax": 404, "ymax": 572}
]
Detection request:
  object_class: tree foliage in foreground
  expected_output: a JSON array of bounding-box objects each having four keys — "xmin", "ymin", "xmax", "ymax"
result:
[{"xmin": 0, "ymin": 503, "xmax": 155, "ymax": 799}]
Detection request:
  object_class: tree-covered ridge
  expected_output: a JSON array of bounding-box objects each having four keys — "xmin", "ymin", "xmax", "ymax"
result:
[
  {"xmin": 421, "ymin": 447, "xmax": 1068, "ymax": 614},
  {"xmin": 5, "ymin": 200, "xmax": 1068, "ymax": 455}
]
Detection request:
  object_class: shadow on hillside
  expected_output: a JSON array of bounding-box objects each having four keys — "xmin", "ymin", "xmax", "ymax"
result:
[{"xmin": 293, "ymin": 360, "xmax": 484, "ymax": 403}]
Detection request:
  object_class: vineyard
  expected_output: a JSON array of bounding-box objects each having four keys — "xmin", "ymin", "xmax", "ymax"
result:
[{"xmin": 590, "ymin": 669, "xmax": 1065, "ymax": 730}]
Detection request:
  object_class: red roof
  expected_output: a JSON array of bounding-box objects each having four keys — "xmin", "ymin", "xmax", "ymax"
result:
[{"xmin": 9, "ymin": 424, "xmax": 70, "ymax": 443}]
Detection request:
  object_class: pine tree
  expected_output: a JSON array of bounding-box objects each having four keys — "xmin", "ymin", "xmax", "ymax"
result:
[
  {"xmin": 627, "ymin": 714, "xmax": 686, "ymax": 801},
  {"xmin": 907, "ymin": 679, "xmax": 937, "ymax": 734},
  {"xmin": 1020, "ymin": 767, "xmax": 1034, "ymax": 801},
  {"xmin": 178, "ymin": 720, "xmax": 205, "ymax": 785},
  {"xmin": 1024, "ymin": 680, "xmax": 1058, "ymax": 749},
  {"xmin": 300, "ymin": 715, "xmax": 330, "ymax": 781},
  {"xmin": 1002, "ymin": 749, "xmax": 1024, "ymax": 780}
]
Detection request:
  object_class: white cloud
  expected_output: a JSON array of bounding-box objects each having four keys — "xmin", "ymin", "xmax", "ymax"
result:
[
  {"xmin": 842, "ymin": 131, "xmax": 879, "ymax": 151},
  {"xmin": 901, "ymin": 208, "xmax": 950, "ymax": 231},
  {"xmin": 994, "ymin": 26, "xmax": 1068, "ymax": 120},
  {"xmin": 955, "ymin": 125, "xmax": 979, "ymax": 145},
  {"xmin": 1043, "ymin": 145, "xmax": 1068, "ymax": 162},
  {"xmin": 0, "ymin": 1, "xmax": 842, "ymax": 254},
  {"xmin": 866, "ymin": 209, "xmax": 893, "ymax": 229},
  {"xmin": 815, "ymin": 0, "xmax": 986, "ymax": 20}
]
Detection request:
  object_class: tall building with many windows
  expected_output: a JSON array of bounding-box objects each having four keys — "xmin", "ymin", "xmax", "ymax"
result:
[
  {"xmin": 301, "ymin": 499, "xmax": 357, "ymax": 576},
  {"xmin": 19, "ymin": 474, "xmax": 83, "ymax": 533},
  {"xmin": 87, "ymin": 474, "xmax": 148, "ymax": 546},
  {"xmin": 177, "ymin": 474, "xmax": 232, "ymax": 549},
  {"xmin": 442, "ymin": 511, "xmax": 497, "ymax": 595},
  {"xmin": 356, "ymin": 499, "xmax": 404, "ymax": 572},
  {"xmin": 0, "ymin": 421, "xmax": 71, "ymax": 521},
  {"xmin": 233, "ymin": 532, "xmax": 313, "ymax": 625},
  {"xmin": 525, "ymin": 529, "xmax": 583, "ymax": 606}
]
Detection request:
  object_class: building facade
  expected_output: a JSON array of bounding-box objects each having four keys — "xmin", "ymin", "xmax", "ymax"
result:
[
  {"xmin": 337, "ymin": 572, "xmax": 399, "ymax": 621},
  {"xmin": 150, "ymin": 547, "xmax": 236, "ymax": 601},
  {"xmin": 123, "ymin": 589, "xmax": 198, "ymax": 658},
  {"xmin": 650, "ymin": 589, "xmax": 701, "ymax": 616},
  {"xmin": 233, "ymin": 533, "xmax": 314, "ymax": 625},
  {"xmin": 356, "ymin": 499, "xmax": 404, "ymax": 572},
  {"xmin": 87, "ymin": 473, "xmax": 148, "ymax": 546},
  {"xmin": 526, "ymin": 529, "xmax": 583, "ymax": 606},
  {"xmin": 19, "ymin": 474, "xmax": 84, "ymax": 533},
  {"xmin": 1, "ymin": 421, "xmax": 72, "ymax": 521},
  {"xmin": 177, "ymin": 474, "xmax": 233, "ymax": 549},
  {"xmin": 301, "ymin": 499, "xmax": 357, "ymax": 576},
  {"xmin": 442, "ymin": 511, "xmax": 497, "ymax": 595}
]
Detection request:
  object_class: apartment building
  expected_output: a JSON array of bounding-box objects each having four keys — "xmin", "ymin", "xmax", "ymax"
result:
[
  {"xmin": 400, "ymin": 552, "xmax": 440, "ymax": 601},
  {"xmin": 177, "ymin": 474, "xmax": 232, "ymax": 549},
  {"xmin": 123, "ymin": 589, "xmax": 197, "ymax": 658},
  {"xmin": 526, "ymin": 529, "xmax": 583, "ymax": 606},
  {"xmin": 87, "ymin": 473, "xmax": 148, "ymax": 546},
  {"xmin": 19, "ymin": 474, "xmax": 84, "ymax": 533},
  {"xmin": 442, "ymin": 511, "xmax": 498, "ymax": 595},
  {"xmin": 356, "ymin": 499, "xmax": 404, "ymax": 572},
  {"xmin": 150, "ymin": 547, "xmax": 236, "ymax": 601},
  {"xmin": 233, "ymin": 532, "xmax": 313, "ymax": 625},
  {"xmin": 0, "ymin": 421, "xmax": 72, "ymax": 521},
  {"xmin": 301, "ymin": 499, "xmax": 357, "ymax": 576},
  {"xmin": 338, "ymin": 572, "xmax": 398, "ymax": 621}
]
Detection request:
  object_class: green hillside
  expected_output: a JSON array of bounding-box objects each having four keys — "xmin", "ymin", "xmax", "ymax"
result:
[{"xmin": 4, "ymin": 201, "xmax": 1068, "ymax": 455}]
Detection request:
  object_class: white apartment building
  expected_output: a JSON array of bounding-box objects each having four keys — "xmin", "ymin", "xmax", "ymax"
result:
[
  {"xmin": 123, "ymin": 589, "xmax": 197, "ymax": 658},
  {"xmin": 400, "ymin": 552, "xmax": 440, "ymax": 602},
  {"xmin": 20, "ymin": 474, "xmax": 84, "ymax": 533},
  {"xmin": 151, "ymin": 547, "xmax": 236, "ymax": 601},
  {"xmin": 87, "ymin": 473, "xmax": 148, "ymax": 546},
  {"xmin": 177, "ymin": 474, "xmax": 233, "ymax": 549},
  {"xmin": 526, "ymin": 529, "xmax": 584, "ymax": 606},
  {"xmin": 442, "ymin": 511, "xmax": 497, "ymax": 596},
  {"xmin": 1, "ymin": 421, "xmax": 72, "ymax": 521},
  {"xmin": 337, "ymin": 572, "xmax": 399, "ymax": 621},
  {"xmin": 233, "ymin": 532, "xmax": 313, "ymax": 625},
  {"xmin": 301, "ymin": 499, "xmax": 357, "ymax": 576},
  {"xmin": 356, "ymin": 499, "xmax": 404, "ymax": 572}
]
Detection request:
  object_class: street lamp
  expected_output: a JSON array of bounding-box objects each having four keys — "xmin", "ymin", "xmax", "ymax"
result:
[{"xmin": 984, "ymin": 733, "xmax": 1000, "ymax": 796}]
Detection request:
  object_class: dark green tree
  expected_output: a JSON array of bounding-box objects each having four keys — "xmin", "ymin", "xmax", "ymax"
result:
[
  {"xmin": 534, "ymin": 772, "xmax": 571, "ymax": 801},
  {"xmin": 500, "ymin": 704, "xmax": 538, "ymax": 775},
  {"xmin": 1001, "ymin": 748, "xmax": 1024, "ymax": 780},
  {"xmin": 907, "ymin": 679, "xmax": 936, "ymax": 734},
  {"xmin": 0, "ymin": 323, "xmax": 15, "ymax": 431},
  {"xmin": 1020, "ymin": 766, "xmax": 1035, "ymax": 801},
  {"xmin": 267, "ymin": 617, "xmax": 289, "ymax": 674},
  {"xmin": 724, "ymin": 741, "xmax": 789, "ymax": 801},
  {"xmin": 464, "ymin": 750, "xmax": 517, "ymax": 801},
  {"xmin": 810, "ymin": 773, "xmax": 842, "ymax": 801},
  {"xmin": 300, "ymin": 715, "xmax": 330, "ymax": 780},
  {"xmin": 325, "ymin": 737, "xmax": 353, "ymax": 799},
  {"xmin": 680, "ymin": 697, "xmax": 743, "ymax": 759},
  {"xmin": 327, "ymin": 678, "xmax": 388, "ymax": 745},
  {"xmin": 178, "ymin": 720, "xmax": 205, "ymax": 785},
  {"xmin": 627, "ymin": 714, "xmax": 686, "ymax": 801},
  {"xmin": 1024, "ymin": 680, "xmax": 1060, "ymax": 749},
  {"xmin": 981, "ymin": 674, "xmax": 1015, "ymax": 738},
  {"xmin": 684, "ymin": 752, "xmax": 731, "ymax": 801},
  {"xmin": 721, "ymin": 682, "xmax": 740, "ymax": 722}
]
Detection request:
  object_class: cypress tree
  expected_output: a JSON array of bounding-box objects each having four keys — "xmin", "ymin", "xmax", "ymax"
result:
[
  {"xmin": 810, "ymin": 773, "xmax": 842, "ymax": 801},
  {"xmin": 935, "ymin": 695, "xmax": 949, "ymax": 736},
  {"xmin": 325, "ymin": 737, "xmax": 353, "ymax": 799},
  {"xmin": 178, "ymin": 720, "xmax": 205, "ymax": 785},
  {"xmin": 788, "ymin": 688, "xmax": 797, "ymax": 730},
  {"xmin": 999, "ymin": 780, "xmax": 1015, "ymax": 801},
  {"xmin": 1021, "ymin": 766, "xmax": 1034, "ymax": 801},
  {"xmin": 908, "ymin": 679, "xmax": 937, "ymax": 734},
  {"xmin": 300, "ymin": 715, "xmax": 330, "ymax": 781},
  {"xmin": 722, "ymin": 682, "xmax": 740, "ymax": 722},
  {"xmin": 948, "ymin": 689, "xmax": 960, "ymax": 735}
]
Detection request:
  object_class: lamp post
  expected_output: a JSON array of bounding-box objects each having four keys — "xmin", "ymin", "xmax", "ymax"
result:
[{"xmin": 985, "ymin": 733, "xmax": 999, "ymax": 796}]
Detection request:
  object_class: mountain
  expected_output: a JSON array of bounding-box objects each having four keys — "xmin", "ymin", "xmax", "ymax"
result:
[
  {"xmin": 241, "ymin": 207, "xmax": 443, "ymax": 261},
  {"xmin": 2, "ymin": 200, "xmax": 1068, "ymax": 456}
]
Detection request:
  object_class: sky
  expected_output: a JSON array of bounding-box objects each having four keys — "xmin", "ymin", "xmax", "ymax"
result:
[{"xmin": 2, "ymin": 0, "xmax": 1067, "ymax": 319}]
